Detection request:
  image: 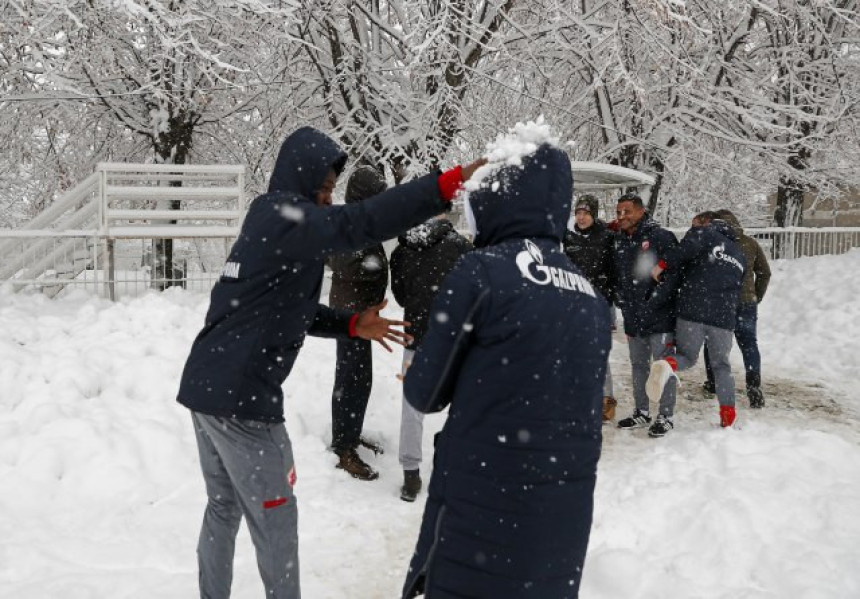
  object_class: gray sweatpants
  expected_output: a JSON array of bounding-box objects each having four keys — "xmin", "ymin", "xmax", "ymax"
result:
[
  {"xmin": 628, "ymin": 332, "xmax": 677, "ymax": 417},
  {"xmin": 191, "ymin": 411, "xmax": 300, "ymax": 599},
  {"xmin": 673, "ymin": 318, "xmax": 736, "ymax": 407},
  {"xmin": 398, "ymin": 349, "xmax": 424, "ymax": 471}
]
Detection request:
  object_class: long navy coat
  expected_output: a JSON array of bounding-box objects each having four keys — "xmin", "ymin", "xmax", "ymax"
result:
[
  {"xmin": 177, "ymin": 127, "xmax": 448, "ymax": 422},
  {"xmin": 402, "ymin": 145, "xmax": 611, "ymax": 598}
]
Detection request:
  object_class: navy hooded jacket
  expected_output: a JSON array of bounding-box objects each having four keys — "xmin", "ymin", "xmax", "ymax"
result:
[
  {"xmin": 611, "ymin": 215, "xmax": 679, "ymax": 337},
  {"xmin": 177, "ymin": 127, "xmax": 448, "ymax": 422},
  {"xmin": 401, "ymin": 145, "xmax": 611, "ymax": 599},
  {"xmin": 665, "ymin": 219, "xmax": 746, "ymax": 330}
]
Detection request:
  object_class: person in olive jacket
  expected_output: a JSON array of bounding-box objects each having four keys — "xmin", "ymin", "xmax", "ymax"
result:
[
  {"xmin": 702, "ymin": 209, "xmax": 771, "ymax": 408},
  {"xmin": 327, "ymin": 166, "xmax": 391, "ymax": 481},
  {"xmin": 176, "ymin": 126, "xmax": 482, "ymax": 599},
  {"xmin": 390, "ymin": 215, "xmax": 472, "ymax": 501},
  {"xmin": 563, "ymin": 194, "xmax": 617, "ymax": 422}
]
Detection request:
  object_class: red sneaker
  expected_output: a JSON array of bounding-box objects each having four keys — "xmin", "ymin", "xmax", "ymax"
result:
[{"xmin": 720, "ymin": 405, "xmax": 736, "ymax": 428}]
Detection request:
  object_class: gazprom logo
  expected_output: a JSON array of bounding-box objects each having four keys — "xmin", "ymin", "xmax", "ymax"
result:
[
  {"xmin": 515, "ymin": 240, "xmax": 596, "ymax": 297},
  {"xmin": 712, "ymin": 244, "xmax": 744, "ymax": 273}
]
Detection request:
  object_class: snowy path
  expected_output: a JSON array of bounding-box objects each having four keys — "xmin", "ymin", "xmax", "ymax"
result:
[{"xmin": 2, "ymin": 251, "xmax": 860, "ymax": 598}]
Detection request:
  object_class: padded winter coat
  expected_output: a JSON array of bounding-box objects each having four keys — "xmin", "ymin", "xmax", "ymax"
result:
[
  {"xmin": 611, "ymin": 216, "xmax": 679, "ymax": 337},
  {"xmin": 177, "ymin": 127, "xmax": 448, "ymax": 422},
  {"xmin": 402, "ymin": 144, "xmax": 611, "ymax": 599},
  {"xmin": 719, "ymin": 213, "xmax": 771, "ymax": 304},
  {"xmin": 665, "ymin": 219, "xmax": 747, "ymax": 330},
  {"xmin": 562, "ymin": 220, "xmax": 615, "ymax": 301},
  {"xmin": 390, "ymin": 219, "xmax": 473, "ymax": 349}
]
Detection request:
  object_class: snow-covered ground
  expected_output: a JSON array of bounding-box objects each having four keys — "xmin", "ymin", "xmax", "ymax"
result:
[{"xmin": 1, "ymin": 250, "xmax": 859, "ymax": 598}]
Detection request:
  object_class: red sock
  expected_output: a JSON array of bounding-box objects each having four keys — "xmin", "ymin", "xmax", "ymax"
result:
[{"xmin": 720, "ymin": 405, "xmax": 736, "ymax": 428}]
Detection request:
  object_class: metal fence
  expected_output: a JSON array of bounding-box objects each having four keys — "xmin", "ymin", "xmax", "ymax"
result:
[
  {"xmin": 667, "ymin": 226, "xmax": 860, "ymax": 259},
  {"xmin": 0, "ymin": 163, "xmax": 244, "ymax": 299},
  {"xmin": 3, "ymin": 162, "xmax": 860, "ymax": 300}
]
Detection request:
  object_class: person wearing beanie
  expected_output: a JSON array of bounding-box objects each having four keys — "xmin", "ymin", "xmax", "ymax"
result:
[
  {"xmin": 176, "ymin": 125, "xmax": 485, "ymax": 599},
  {"xmin": 562, "ymin": 194, "xmax": 617, "ymax": 422},
  {"xmin": 327, "ymin": 166, "xmax": 391, "ymax": 481}
]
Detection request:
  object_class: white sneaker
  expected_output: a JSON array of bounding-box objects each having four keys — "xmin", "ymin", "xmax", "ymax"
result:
[{"xmin": 646, "ymin": 359, "xmax": 676, "ymax": 403}]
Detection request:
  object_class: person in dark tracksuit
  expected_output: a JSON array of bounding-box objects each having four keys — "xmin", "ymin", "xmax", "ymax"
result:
[
  {"xmin": 176, "ymin": 126, "xmax": 481, "ymax": 599},
  {"xmin": 401, "ymin": 144, "xmax": 611, "ymax": 598},
  {"xmin": 647, "ymin": 212, "xmax": 746, "ymax": 431},
  {"xmin": 562, "ymin": 194, "xmax": 617, "ymax": 422},
  {"xmin": 327, "ymin": 166, "xmax": 390, "ymax": 481},
  {"xmin": 702, "ymin": 209, "xmax": 771, "ymax": 407},
  {"xmin": 390, "ymin": 216, "xmax": 472, "ymax": 502},
  {"xmin": 610, "ymin": 194, "xmax": 680, "ymax": 437}
]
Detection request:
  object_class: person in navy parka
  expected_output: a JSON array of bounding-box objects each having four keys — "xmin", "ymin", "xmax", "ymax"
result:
[
  {"xmin": 646, "ymin": 211, "xmax": 746, "ymax": 430},
  {"xmin": 177, "ymin": 126, "xmax": 479, "ymax": 599},
  {"xmin": 401, "ymin": 144, "xmax": 611, "ymax": 598},
  {"xmin": 610, "ymin": 194, "xmax": 681, "ymax": 437}
]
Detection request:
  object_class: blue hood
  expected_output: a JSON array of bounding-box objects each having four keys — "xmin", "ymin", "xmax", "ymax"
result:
[
  {"xmin": 468, "ymin": 144, "xmax": 573, "ymax": 247},
  {"xmin": 267, "ymin": 126, "xmax": 347, "ymax": 198},
  {"xmin": 711, "ymin": 218, "xmax": 738, "ymax": 242}
]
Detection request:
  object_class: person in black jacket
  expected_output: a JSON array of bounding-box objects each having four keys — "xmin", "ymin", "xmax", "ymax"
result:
[
  {"xmin": 327, "ymin": 166, "xmax": 390, "ymax": 481},
  {"xmin": 610, "ymin": 193, "xmax": 680, "ymax": 437},
  {"xmin": 390, "ymin": 215, "xmax": 472, "ymax": 501},
  {"xmin": 401, "ymin": 144, "xmax": 611, "ymax": 599},
  {"xmin": 563, "ymin": 194, "xmax": 617, "ymax": 422},
  {"xmin": 647, "ymin": 211, "xmax": 746, "ymax": 431},
  {"xmin": 176, "ymin": 126, "xmax": 482, "ymax": 599}
]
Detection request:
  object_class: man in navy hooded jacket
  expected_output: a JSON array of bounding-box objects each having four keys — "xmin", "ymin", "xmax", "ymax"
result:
[
  {"xmin": 177, "ymin": 126, "xmax": 480, "ymax": 599},
  {"xmin": 401, "ymin": 143, "xmax": 611, "ymax": 599},
  {"xmin": 610, "ymin": 194, "xmax": 680, "ymax": 437},
  {"xmin": 646, "ymin": 211, "xmax": 746, "ymax": 431}
]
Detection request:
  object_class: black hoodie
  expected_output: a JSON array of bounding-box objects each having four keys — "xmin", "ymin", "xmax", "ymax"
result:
[
  {"xmin": 390, "ymin": 219, "xmax": 473, "ymax": 349},
  {"xmin": 177, "ymin": 127, "xmax": 448, "ymax": 422}
]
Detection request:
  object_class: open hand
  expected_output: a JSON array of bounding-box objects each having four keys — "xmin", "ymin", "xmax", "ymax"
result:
[{"xmin": 354, "ymin": 299, "xmax": 413, "ymax": 352}]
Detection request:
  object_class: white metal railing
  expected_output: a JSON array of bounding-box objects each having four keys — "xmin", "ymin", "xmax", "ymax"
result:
[
  {"xmin": 667, "ymin": 227, "xmax": 860, "ymax": 259},
  {"xmin": 0, "ymin": 163, "xmax": 246, "ymax": 298}
]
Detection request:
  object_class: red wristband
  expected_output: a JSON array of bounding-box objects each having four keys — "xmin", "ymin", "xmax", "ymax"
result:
[
  {"xmin": 437, "ymin": 166, "xmax": 464, "ymax": 202},
  {"xmin": 348, "ymin": 313, "xmax": 360, "ymax": 338},
  {"xmin": 658, "ymin": 259, "xmax": 668, "ymax": 270}
]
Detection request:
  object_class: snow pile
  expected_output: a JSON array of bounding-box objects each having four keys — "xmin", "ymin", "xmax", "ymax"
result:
[
  {"xmin": 2, "ymin": 250, "xmax": 860, "ymax": 597},
  {"xmin": 758, "ymin": 248, "xmax": 860, "ymax": 410},
  {"xmin": 464, "ymin": 116, "xmax": 561, "ymax": 192}
]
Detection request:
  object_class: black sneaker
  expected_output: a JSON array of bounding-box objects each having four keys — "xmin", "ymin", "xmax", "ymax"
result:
[
  {"xmin": 400, "ymin": 469, "xmax": 422, "ymax": 502},
  {"xmin": 335, "ymin": 448, "xmax": 379, "ymax": 481},
  {"xmin": 648, "ymin": 415, "xmax": 674, "ymax": 438},
  {"xmin": 748, "ymin": 386, "xmax": 765, "ymax": 409},
  {"xmin": 702, "ymin": 380, "xmax": 716, "ymax": 396},
  {"xmin": 617, "ymin": 410, "xmax": 652, "ymax": 429}
]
